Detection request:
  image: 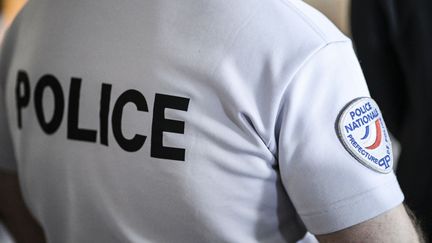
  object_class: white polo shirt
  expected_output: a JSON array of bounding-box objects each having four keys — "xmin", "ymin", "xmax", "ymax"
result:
[{"xmin": 0, "ymin": 0, "xmax": 403, "ymax": 242}]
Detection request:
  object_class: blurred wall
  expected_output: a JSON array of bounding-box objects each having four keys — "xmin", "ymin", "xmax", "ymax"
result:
[
  {"xmin": 3, "ymin": 0, "xmax": 26, "ymax": 26},
  {"xmin": 304, "ymin": 0, "xmax": 351, "ymax": 36},
  {"xmin": 1, "ymin": 0, "xmax": 26, "ymax": 40}
]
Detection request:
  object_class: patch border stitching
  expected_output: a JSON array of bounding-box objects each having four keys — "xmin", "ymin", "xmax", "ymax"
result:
[{"xmin": 336, "ymin": 97, "xmax": 393, "ymax": 174}]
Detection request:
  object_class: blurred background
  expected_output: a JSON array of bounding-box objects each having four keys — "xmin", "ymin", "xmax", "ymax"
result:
[
  {"xmin": 1, "ymin": 0, "xmax": 431, "ymax": 241},
  {"xmin": 0, "ymin": 0, "xmax": 26, "ymax": 39},
  {"xmin": 1, "ymin": 1, "xmax": 26, "ymax": 241},
  {"xmin": 305, "ymin": 0, "xmax": 351, "ymax": 35}
]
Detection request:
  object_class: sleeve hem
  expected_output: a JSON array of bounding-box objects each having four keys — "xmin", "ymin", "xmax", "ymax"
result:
[{"xmin": 300, "ymin": 176, "xmax": 404, "ymax": 234}]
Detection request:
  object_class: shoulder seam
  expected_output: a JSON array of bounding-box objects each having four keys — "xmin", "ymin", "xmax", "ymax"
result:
[
  {"xmin": 288, "ymin": 39, "xmax": 352, "ymax": 88},
  {"xmin": 278, "ymin": 0, "xmax": 347, "ymax": 43}
]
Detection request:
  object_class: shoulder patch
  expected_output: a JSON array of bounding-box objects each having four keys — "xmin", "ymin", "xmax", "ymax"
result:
[{"xmin": 336, "ymin": 97, "xmax": 393, "ymax": 174}]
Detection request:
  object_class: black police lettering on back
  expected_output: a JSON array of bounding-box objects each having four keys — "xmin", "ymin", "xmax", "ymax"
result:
[{"xmin": 15, "ymin": 70, "xmax": 190, "ymax": 161}]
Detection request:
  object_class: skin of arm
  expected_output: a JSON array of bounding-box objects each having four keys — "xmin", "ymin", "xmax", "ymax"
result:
[
  {"xmin": 0, "ymin": 170, "xmax": 46, "ymax": 243},
  {"xmin": 316, "ymin": 204, "xmax": 424, "ymax": 243}
]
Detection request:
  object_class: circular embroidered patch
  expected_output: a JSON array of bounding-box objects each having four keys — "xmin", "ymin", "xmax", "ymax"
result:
[{"xmin": 337, "ymin": 97, "xmax": 393, "ymax": 174}]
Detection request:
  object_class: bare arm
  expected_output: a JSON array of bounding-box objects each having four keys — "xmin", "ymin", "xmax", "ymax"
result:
[
  {"xmin": 316, "ymin": 204, "xmax": 424, "ymax": 243},
  {"xmin": 0, "ymin": 170, "xmax": 46, "ymax": 243}
]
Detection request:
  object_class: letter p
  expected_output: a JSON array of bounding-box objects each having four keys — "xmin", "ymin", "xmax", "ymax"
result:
[{"xmin": 16, "ymin": 70, "xmax": 31, "ymax": 129}]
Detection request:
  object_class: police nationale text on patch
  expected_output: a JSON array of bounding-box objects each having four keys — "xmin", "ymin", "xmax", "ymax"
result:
[{"xmin": 337, "ymin": 97, "xmax": 393, "ymax": 174}]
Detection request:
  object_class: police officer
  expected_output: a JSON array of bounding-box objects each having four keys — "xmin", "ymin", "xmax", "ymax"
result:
[{"xmin": 0, "ymin": 0, "xmax": 423, "ymax": 242}]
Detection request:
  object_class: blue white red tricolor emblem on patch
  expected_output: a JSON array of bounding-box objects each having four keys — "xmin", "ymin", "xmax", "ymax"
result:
[{"xmin": 337, "ymin": 97, "xmax": 393, "ymax": 173}]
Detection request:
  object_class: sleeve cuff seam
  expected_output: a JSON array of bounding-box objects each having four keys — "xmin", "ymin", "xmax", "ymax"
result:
[{"xmin": 298, "ymin": 176, "xmax": 399, "ymax": 218}]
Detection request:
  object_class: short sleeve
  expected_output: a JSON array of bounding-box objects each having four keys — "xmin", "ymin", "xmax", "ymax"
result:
[
  {"xmin": 0, "ymin": 25, "xmax": 18, "ymax": 172},
  {"xmin": 278, "ymin": 41, "xmax": 404, "ymax": 234}
]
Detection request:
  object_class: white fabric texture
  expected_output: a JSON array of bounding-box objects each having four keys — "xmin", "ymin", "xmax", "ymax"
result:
[{"xmin": 0, "ymin": 0, "xmax": 403, "ymax": 242}]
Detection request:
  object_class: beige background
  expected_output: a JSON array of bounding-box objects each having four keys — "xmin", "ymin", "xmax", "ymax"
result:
[
  {"xmin": 304, "ymin": 0, "xmax": 351, "ymax": 35},
  {"xmin": 0, "ymin": 0, "xmax": 26, "ymax": 40},
  {"xmin": 2, "ymin": 0, "xmax": 27, "ymax": 26}
]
